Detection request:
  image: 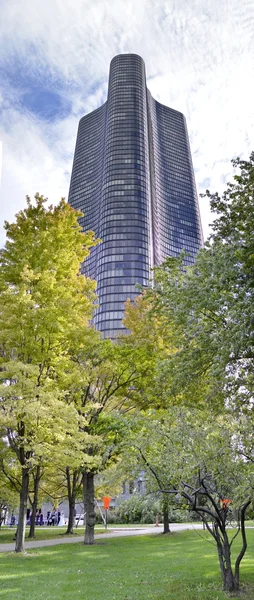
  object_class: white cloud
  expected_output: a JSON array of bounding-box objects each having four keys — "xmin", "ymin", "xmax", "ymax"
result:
[{"xmin": 0, "ymin": 0, "xmax": 254, "ymax": 244}]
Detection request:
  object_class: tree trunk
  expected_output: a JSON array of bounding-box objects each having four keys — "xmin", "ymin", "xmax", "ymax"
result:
[
  {"xmin": 65, "ymin": 467, "xmax": 80, "ymax": 534},
  {"xmin": 234, "ymin": 500, "xmax": 251, "ymax": 589},
  {"xmin": 28, "ymin": 465, "xmax": 41, "ymax": 538},
  {"xmin": 221, "ymin": 548, "xmax": 236, "ymax": 592},
  {"xmin": 83, "ymin": 471, "xmax": 96, "ymax": 545},
  {"xmin": 215, "ymin": 502, "xmax": 251, "ymax": 594},
  {"xmin": 66, "ymin": 500, "xmax": 76, "ymax": 534},
  {"xmin": 162, "ymin": 495, "xmax": 170, "ymax": 534},
  {"xmin": 15, "ymin": 467, "xmax": 30, "ymax": 553},
  {"xmin": 215, "ymin": 528, "xmax": 238, "ymax": 593}
]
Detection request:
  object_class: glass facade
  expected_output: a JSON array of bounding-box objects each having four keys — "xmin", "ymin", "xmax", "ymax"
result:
[{"xmin": 68, "ymin": 54, "xmax": 203, "ymax": 338}]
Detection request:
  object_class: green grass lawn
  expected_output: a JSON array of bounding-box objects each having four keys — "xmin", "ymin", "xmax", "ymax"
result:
[
  {"xmin": 0, "ymin": 530, "xmax": 253, "ymax": 600},
  {"xmin": 0, "ymin": 526, "xmax": 108, "ymax": 544},
  {"xmin": 0, "ymin": 523, "xmax": 157, "ymax": 544},
  {"xmin": 0, "ymin": 521, "xmax": 252, "ymax": 544}
]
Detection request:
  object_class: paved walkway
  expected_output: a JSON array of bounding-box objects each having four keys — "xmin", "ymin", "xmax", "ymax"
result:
[{"xmin": 0, "ymin": 523, "xmax": 203, "ymax": 553}]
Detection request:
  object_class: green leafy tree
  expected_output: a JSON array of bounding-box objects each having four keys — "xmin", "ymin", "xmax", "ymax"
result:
[
  {"xmin": 148, "ymin": 154, "xmax": 254, "ymax": 411},
  {"xmin": 0, "ymin": 195, "xmax": 98, "ymax": 552},
  {"xmin": 178, "ymin": 416, "xmax": 253, "ymax": 594},
  {"xmin": 72, "ymin": 335, "xmax": 154, "ymax": 545},
  {"xmin": 125, "ymin": 406, "xmax": 252, "ymax": 593}
]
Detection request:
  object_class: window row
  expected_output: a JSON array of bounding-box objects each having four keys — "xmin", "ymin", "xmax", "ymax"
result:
[
  {"xmin": 103, "ymin": 184, "xmax": 149, "ymax": 193},
  {"xmin": 96, "ymin": 276, "xmax": 148, "ymax": 288},
  {"xmin": 102, "ymin": 203, "xmax": 149, "ymax": 215},
  {"xmin": 97, "ymin": 258, "xmax": 148, "ymax": 272},
  {"xmin": 98, "ymin": 284, "xmax": 140, "ymax": 296},
  {"xmin": 97, "ymin": 264, "xmax": 150, "ymax": 276},
  {"xmin": 95, "ymin": 311, "xmax": 124, "ymax": 322},
  {"xmin": 98, "ymin": 292, "xmax": 138, "ymax": 304},
  {"xmin": 99, "ymin": 228, "xmax": 150, "ymax": 240}
]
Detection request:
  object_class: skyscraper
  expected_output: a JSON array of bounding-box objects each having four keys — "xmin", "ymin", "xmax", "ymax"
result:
[{"xmin": 68, "ymin": 54, "xmax": 203, "ymax": 338}]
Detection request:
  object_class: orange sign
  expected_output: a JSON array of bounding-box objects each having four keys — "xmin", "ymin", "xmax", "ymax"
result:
[
  {"xmin": 220, "ymin": 498, "xmax": 231, "ymax": 510},
  {"xmin": 102, "ymin": 496, "xmax": 111, "ymax": 510}
]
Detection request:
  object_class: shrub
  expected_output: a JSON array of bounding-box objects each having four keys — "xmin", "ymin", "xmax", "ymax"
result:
[{"xmin": 95, "ymin": 496, "xmax": 201, "ymax": 525}]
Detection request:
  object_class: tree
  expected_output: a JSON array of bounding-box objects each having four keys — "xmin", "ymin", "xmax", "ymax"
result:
[
  {"xmin": 177, "ymin": 413, "xmax": 253, "ymax": 594},
  {"xmin": 181, "ymin": 477, "xmax": 251, "ymax": 593},
  {"xmin": 121, "ymin": 293, "xmax": 191, "ymax": 533},
  {"xmin": 118, "ymin": 409, "xmax": 182, "ymax": 533},
  {"xmin": 0, "ymin": 195, "xmax": 98, "ymax": 552},
  {"xmin": 74, "ymin": 336, "xmax": 154, "ymax": 545},
  {"xmin": 123, "ymin": 405, "xmax": 252, "ymax": 593},
  {"xmin": 123, "ymin": 291, "xmax": 178, "ymax": 409},
  {"xmin": 147, "ymin": 154, "xmax": 254, "ymax": 412}
]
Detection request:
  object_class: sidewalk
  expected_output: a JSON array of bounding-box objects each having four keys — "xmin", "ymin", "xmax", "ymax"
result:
[{"xmin": 0, "ymin": 523, "xmax": 203, "ymax": 553}]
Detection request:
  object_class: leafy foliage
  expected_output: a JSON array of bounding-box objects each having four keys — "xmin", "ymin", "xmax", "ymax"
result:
[
  {"xmin": 118, "ymin": 154, "xmax": 254, "ymax": 592},
  {"xmin": 0, "ymin": 194, "xmax": 98, "ymax": 550}
]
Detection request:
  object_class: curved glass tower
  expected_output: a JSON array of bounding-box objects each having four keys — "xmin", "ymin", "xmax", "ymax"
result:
[{"xmin": 68, "ymin": 54, "xmax": 203, "ymax": 338}]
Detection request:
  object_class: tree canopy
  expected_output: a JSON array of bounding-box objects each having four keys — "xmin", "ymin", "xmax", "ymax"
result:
[
  {"xmin": 141, "ymin": 154, "xmax": 254, "ymax": 412},
  {"xmin": 0, "ymin": 195, "xmax": 98, "ymax": 551}
]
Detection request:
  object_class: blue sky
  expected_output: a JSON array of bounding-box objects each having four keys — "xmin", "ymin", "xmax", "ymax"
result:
[{"xmin": 0, "ymin": 0, "xmax": 254, "ymax": 244}]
